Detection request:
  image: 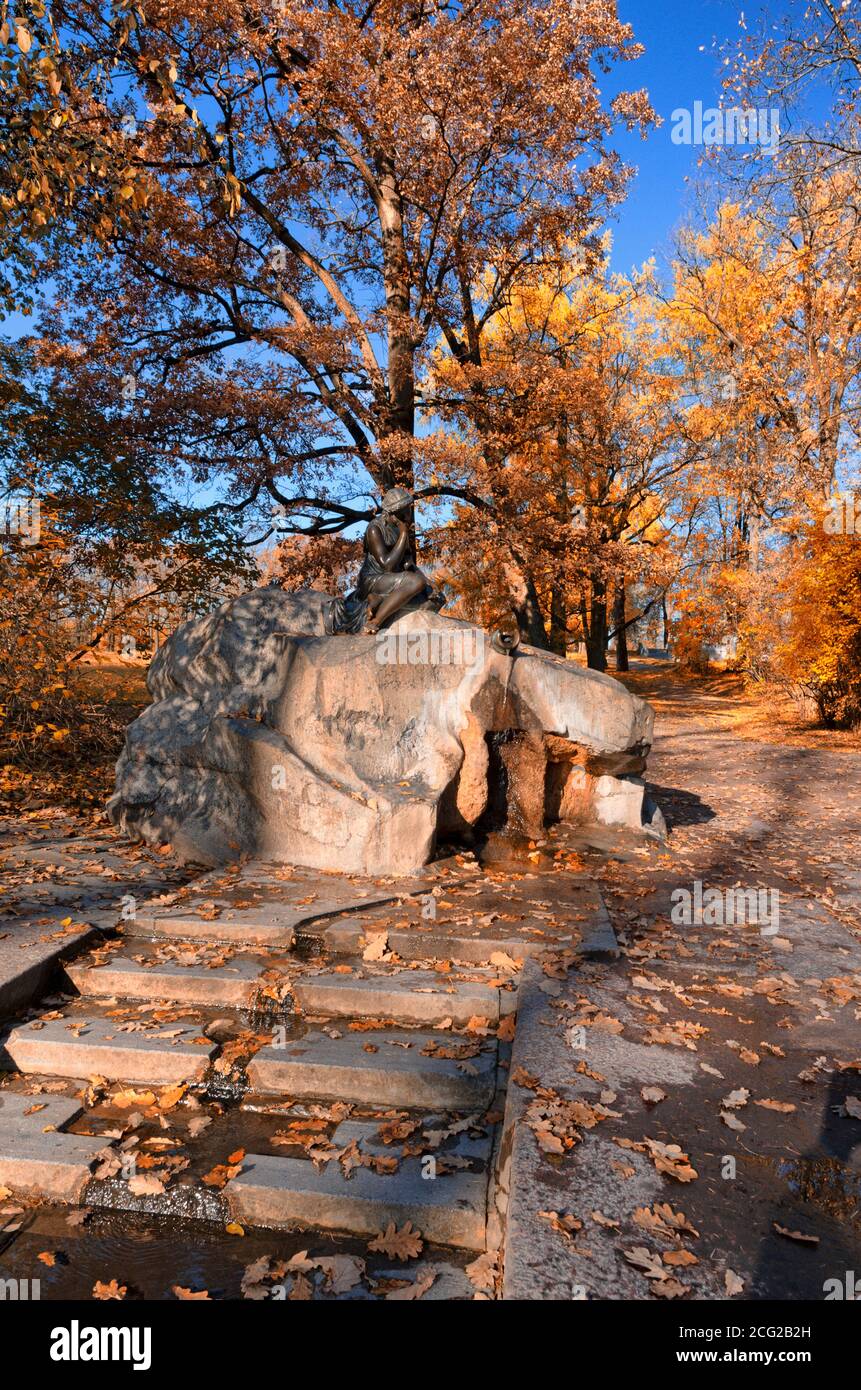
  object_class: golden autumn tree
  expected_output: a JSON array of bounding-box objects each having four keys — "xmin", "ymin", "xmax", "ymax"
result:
[
  {"xmin": 0, "ymin": 0, "xmax": 156, "ymax": 312},
  {"xmin": 426, "ymin": 256, "xmax": 704, "ymax": 667},
  {"xmin": 776, "ymin": 524, "xmax": 861, "ymax": 728},
  {"xmin": 666, "ymin": 144, "xmax": 861, "ymax": 690},
  {"xmin": 671, "ymin": 169, "xmax": 861, "ymax": 502}
]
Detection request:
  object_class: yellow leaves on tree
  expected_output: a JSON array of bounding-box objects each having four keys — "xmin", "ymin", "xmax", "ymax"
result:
[{"xmin": 775, "ymin": 524, "xmax": 861, "ymax": 729}]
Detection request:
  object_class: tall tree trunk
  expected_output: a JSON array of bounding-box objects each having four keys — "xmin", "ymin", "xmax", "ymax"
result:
[
  {"xmin": 378, "ymin": 165, "xmax": 415, "ymax": 482},
  {"xmin": 378, "ymin": 169, "xmax": 419, "ymax": 559},
  {"xmin": 662, "ymin": 595, "xmax": 669, "ymax": 650},
  {"xmin": 583, "ymin": 577, "xmax": 608, "ymax": 671},
  {"xmin": 548, "ymin": 413, "xmax": 569, "ymax": 656},
  {"xmin": 612, "ymin": 578, "xmax": 629, "ymax": 672},
  {"xmin": 549, "ymin": 583, "xmax": 568, "ymax": 656},
  {"xmin": 503, "ymin": 558, "xmax": 551, "ymax": 649}
]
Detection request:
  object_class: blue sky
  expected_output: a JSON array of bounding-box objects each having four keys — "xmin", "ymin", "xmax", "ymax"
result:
[{"xmin": 607, "ymin": 0, "xmax": 751, "ymax": 276}]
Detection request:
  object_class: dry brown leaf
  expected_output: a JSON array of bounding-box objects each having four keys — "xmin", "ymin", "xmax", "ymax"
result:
[
  {"xmin": 623, "ymin": 1246, "xmax": 666, "ymax": 1279},
  {"xmin": 641, "ymin": 1086, "xmax": 667, "ymax": 1105},
  {"xmin": 590, "ymin": 1211, "xmax": 620, "ymax": 1230},
  {"xmin": 722, "ymin": 1088, "xmax": 750, "ymax": 1110},
  {"xmin": 539, "ymin": 1210, "xmax": 583, "ymax": 1238},
  {"xmin": 376, "ymin": 1118, "xmax": 420, "ymax": 1144},
  {"xmin": 488, "ymin": 951, "xmax": 520, "ymax": 974},
  {"xmin": 534, "ymin": 1127, "xmax": 565, "ymax": 1154},
  {"xmin": 651, "ymin": 1277, "xmax": 689, "ymax": 1299},
  {"xmin": 640, "ymin": 1138, "xmax": 698, "ymax": 1182},
  {"xmin": 362, "ymin": 932, "xmax": 391, "ymax": 962},
  {"xmin": 496, "ymin": 1014, "xmax": 517, "ymax": 1042},
  {"xmin": 773, "ymin": 1223, "xmax": 819, "ymax": 1246},
  {"xmin": 633, "ymin": 1203, "xmax": 699, "ymax": 1240},
  {"xmin": 128, "ymin": 1173, "xmax": 165, "ymax": 1196},
  {"xmin": 158, "ymin": 1084, "xmax": 187, "ymax": 1111},
  {"xmin": 112, "ymin": 1088, "xmax": 156, "ymax": 1110},
  {"xmin": 367, "ymin": 1221, "xmax": 423, "ymax": 1261},
  {"xmin": 93, "ymin": 1279, "xmax": 127, "ymax": 1300},
  {"xmin": 202, "ymin": 1160, "xmax": 243, "ymax": 1189},
  {"xmin": 663, "ymin": 1249, "xmax": 698, "ymax": 1268},
  {"xmin": 315, "ymin": 1255, "xmax": 365, "ymax": 1295},
  {"xmin": 385, "ymin": 1272, "xmax": 437, "ymax": 1300},
  {"xmin": 464, "ymin": 1251, "xmax": 498, "ymax": 1291}
]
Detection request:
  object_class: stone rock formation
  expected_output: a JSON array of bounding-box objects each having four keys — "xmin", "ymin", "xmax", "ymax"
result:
[{"xmin": 108, "ymin": 588, "xmax": 664, "ymax": 875}]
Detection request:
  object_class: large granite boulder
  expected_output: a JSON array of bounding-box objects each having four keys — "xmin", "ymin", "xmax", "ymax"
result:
[{"xmin": 108, "ymin": 588, "xmax": 664, "ymax": 874}]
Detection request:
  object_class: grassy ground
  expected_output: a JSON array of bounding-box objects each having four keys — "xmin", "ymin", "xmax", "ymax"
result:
[{"xmin": 0, "ymin": 661, "xmax": 150, "ymax": 818}]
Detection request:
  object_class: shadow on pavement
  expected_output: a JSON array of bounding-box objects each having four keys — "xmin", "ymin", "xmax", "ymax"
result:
[{"xmin": 647, "ymin": 783, "xmax": 717, "ymax": 829}]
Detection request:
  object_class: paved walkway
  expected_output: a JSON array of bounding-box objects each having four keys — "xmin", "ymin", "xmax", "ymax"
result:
[{"xmin": 541, "ymin": 663, "xmax": 861, "ymax": 1299}]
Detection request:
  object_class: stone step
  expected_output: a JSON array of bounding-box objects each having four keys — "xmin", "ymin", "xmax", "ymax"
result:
[
  {"xmin": 0, "ymin": 1016, "xmax": 218, "ymax": 1085},
  {"xmin": 321, "ymin": 917, "xmax": 560, "ymax": 965},
  {"xmin": 0, "ymin": 1089, "xmax": 84, "ymax": 1129},
  {"xmin": 127, "ymin": 912, "xmax": 297, "ymax": 948},
  {"xmin": 293, "ymin": 969, "xmax": 510, "ymax": 1026},
  {"xmin": 226, "ymin": 1121, "xmax": 488, "ymax": 1250},
  {"xmin": 318, "ymin": 876, "xmax": 616, "ymax": 963},
  {"xmin": 248, "ymin": 1027, "xmax": 497, "ymax": 1110},
  {"xmin": 64, "ymin": 955, "xmax": 268, "ymax": 1008},
  {"xmin": 0, "ymin": 922, "xmax": 101, "ymax": 1023},
  {"xmin": 0, "ymin": 1089, "xmax": 104, "ymax": 1201},
  {"xmin": 128, "ymin": 877, "xmax": 402, "ymax": 946},
  {"xmin": 0, "ymin": 1127, "xmax": 105, "ymax": 1202}
]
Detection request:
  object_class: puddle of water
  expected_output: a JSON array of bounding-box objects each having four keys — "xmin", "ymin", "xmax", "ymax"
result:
[
  {"xmin": 746, "ymin": 1151, "xmax": 861, "ymax": 1225},
  {"xmin": 0, "ymin": 1207, "xmax": 475, "ymax": 1300}
]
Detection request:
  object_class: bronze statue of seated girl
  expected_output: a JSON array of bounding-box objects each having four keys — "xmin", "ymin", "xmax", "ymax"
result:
[{"xmin": 328, "ymin": 487, "xmax": 441, "ymax": 635}]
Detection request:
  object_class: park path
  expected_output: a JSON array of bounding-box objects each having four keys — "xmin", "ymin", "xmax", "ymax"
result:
[{"xmin": 551, "ymin": 662, "xmax": 861, "ymax": 1299}]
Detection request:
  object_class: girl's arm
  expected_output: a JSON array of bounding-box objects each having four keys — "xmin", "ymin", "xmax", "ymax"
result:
[{"xmin": 366, "ymin": 519, "xmax": 410, "ymax": 572}]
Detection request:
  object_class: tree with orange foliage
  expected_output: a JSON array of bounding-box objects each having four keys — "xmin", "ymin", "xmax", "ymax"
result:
[
  {"xmin": 778, "ymin": 527, "xmax": 861, "ymax": 728},
  {"xmin": 427, "ymin": 257, "xmax": 704, "ymax": 667},
  {"xmin": 9, "ymin": 0, "xmax": 651, "ymax": 556},
  {"xmin": 665, "ymin": 138, "xmax": 861, "ymax": 688}
]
